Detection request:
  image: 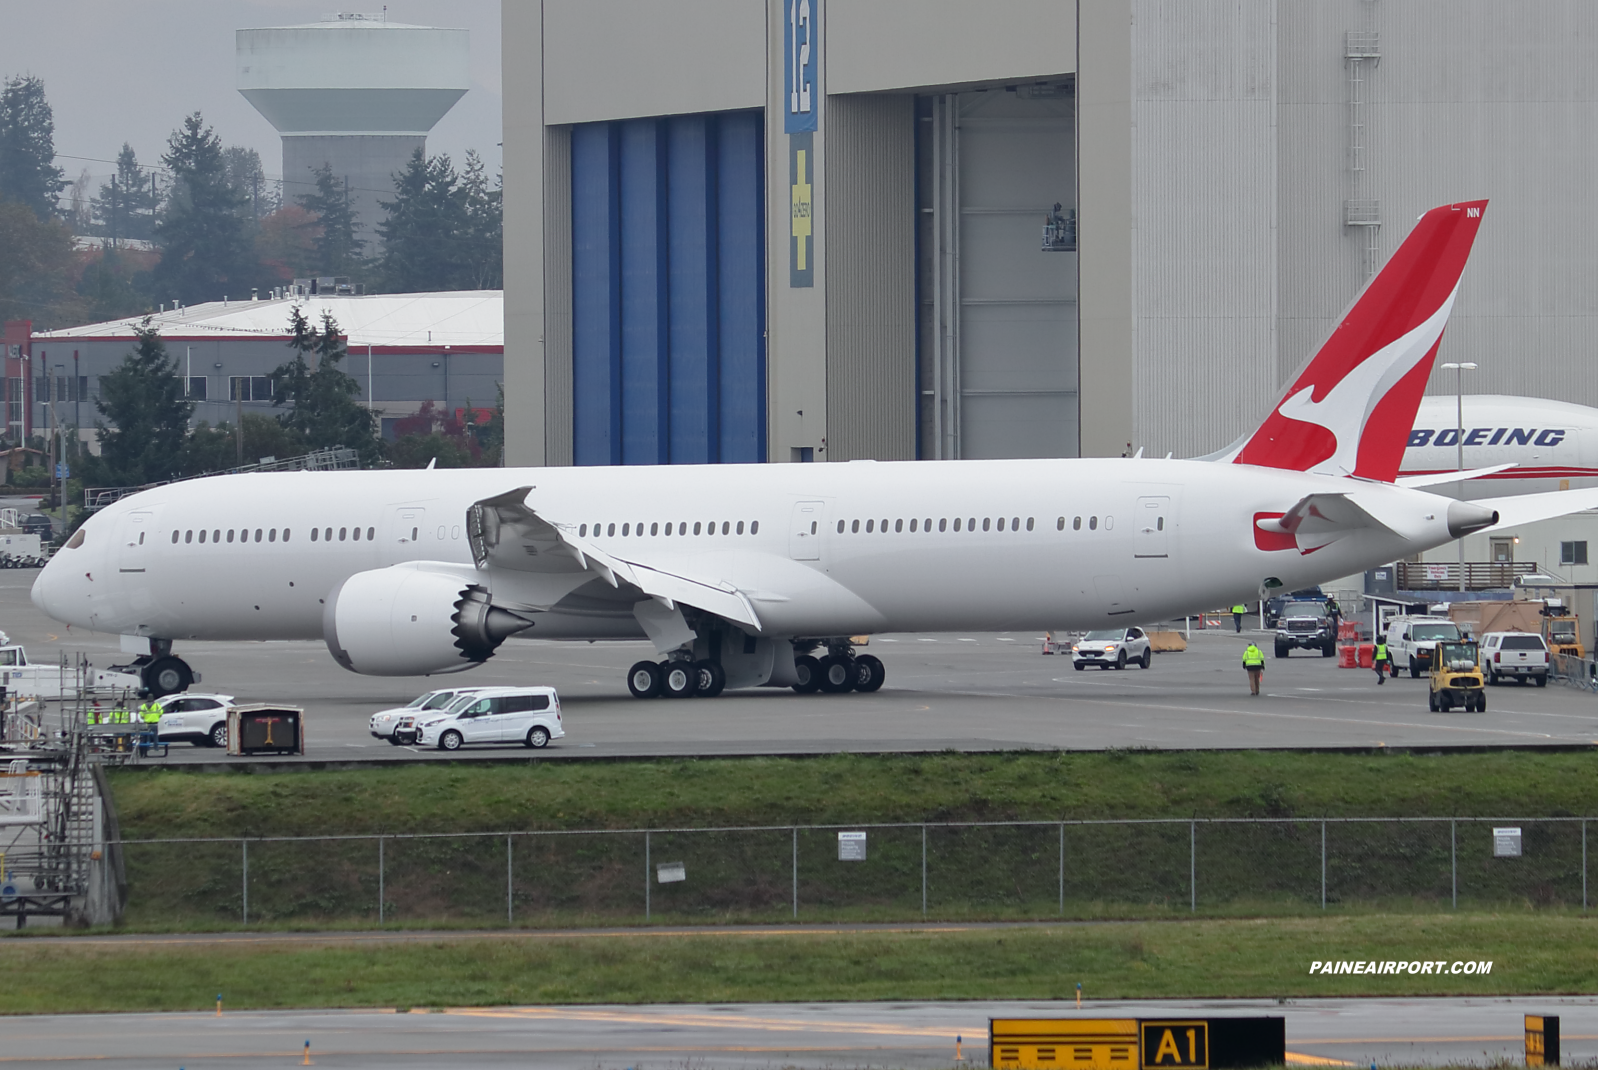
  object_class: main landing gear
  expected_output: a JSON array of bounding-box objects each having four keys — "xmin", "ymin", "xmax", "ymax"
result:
[
  {"xmin": 627, "ymin": 658, "xmax": 728, "ymax": 700},
  {"xmin": 791, "ymin": 642, "xmax": 885, "ymax": 696}
]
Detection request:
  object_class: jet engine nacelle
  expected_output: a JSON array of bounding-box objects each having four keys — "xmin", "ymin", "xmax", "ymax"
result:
[{"xmin": 322, "ymin": 564, "xmax": 534, "ymax": 676}]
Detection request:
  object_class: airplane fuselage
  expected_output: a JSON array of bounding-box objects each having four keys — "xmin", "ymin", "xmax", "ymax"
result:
[{"xmin": 35, "ymin": 457, "xmax": 1463, "ymax": 647}]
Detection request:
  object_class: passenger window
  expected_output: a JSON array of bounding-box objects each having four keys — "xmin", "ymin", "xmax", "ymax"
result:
[
  {"xmin": 227, "ymin": 530, "xmax": 235, "ymax": 543},
  {"xmin": 212, "ymin": 529, "xmax": 220, "ymax": 542},
  {"xmin": 1026, "ymin": 517, "xmax": 1035, "ymax": 531},
  {"xmin": 939, "ymin": 519, "xmax": 947, "ymax": 532},
  {"xmin": 608, "ymin": 523, "xmax": 616, "ymax": 536},
  {"xmin": 737, "ymin": 521, "xmax": 745, "ymax": 534},
  {"xmin": 138, "ymin": 532, "xmax": 145, "ymax": 545},
  {"xmin": 283, "ymin": 529, "xmax": 292, "ymax": 542},
  {"xmin": 852, "ymin": 520, "xmax": 860, "ymax": 533},
  {"xmin": 531, "ymin": 694, "xmax": 550, "ymax": 711},
  {"xmin": 924, "ymin": 518, "xmax": 932, "ymax": 531},
  {"xmin": 367, "ymin": 527, "xmax": 374, "ymax": 541},
  {"xmin": 751, "ymin": 521, "xmax": 759, "ymax": 534},
  {"xmin": 880, "ymin": 519, "xmax": 887, "ymax": 532},
  {"xmin": 810, "ymin": 521, "xmax": 817, "ymax": 535},
  {"xmin": 909, "ymin": 519, "xmax": 918, "ymax": 532},
  {"xmin": 866, "ymin": 520, "xmax": 874, "ymax": 533},
  {"xmin": 622, "ymin": 523, "xmax": 630, "ymax": 536},
  {"xmin": 721, "ymin": 521, "xmax": 729, "ymax": 535},
  {"xmin": 1012, "ymin": 517, "xmax": 1020, "ymax": 530},
  {"xmin": 983, "ymin": 518, "xmax": 991, "ymax": 532},
  {"xmin": 257, "ymin": 529, "xmax": 265, "ymax": 542},
  {"xmin": 311, "ymin": 528, "xmax": 319, "ymax": 542},
  {"xmin": 326, "ymin": 528, "xmax": 333, "ymax": 541},
  {"xmin": 171, "ymin": 531, "xmax": 179, "ymax": 544},
  {"xmin": 1057, "ymin": 517, "xmax": 1065, "ymax": 531},
  {"xmin": 954, "ymin": 518, "xmax": 962, "ymax": 532},
  {"xmin": 186, "ymin": 530, "xmax": 193, "ymax": 543},
  {"xmin": 270, "ymin": 529, "xmax": 278, "ymax": 542},
  {"xmin": 353, "ymin": 527, "xmax": 362, "ymax": 542},
  {"xmin": 896, "ymin": 519, "xmax": 905, "ymax": 532},
  {"xmin": 339, "ymin": 528, "xmax": 347, "ymax": 541},
  {"xmin": 1089, "ymin": 517, "xmax": 1098, "ymax": 530},
  {"xmin": 199, "ymin": 530, "xmax": 208, "ymax": 544},
  {"xmin": 664, "ymin": 523, "xmax": 673, "ymax": 537},
  {"xmin": 651, "ymin": 523, "xmax": 659, "ymax": 536},
  {"xmin": 1157, "ymin": 517, "xmax": 1164, "ymax": 531}
]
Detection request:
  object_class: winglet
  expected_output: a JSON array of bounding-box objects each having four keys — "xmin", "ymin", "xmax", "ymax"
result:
[{"xmin": 1229, "ymin": 200, "xmax": 1488, "ymax": 481}]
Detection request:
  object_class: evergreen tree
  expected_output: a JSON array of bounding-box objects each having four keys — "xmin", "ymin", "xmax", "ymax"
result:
[
  {"xmin": 375, "ymin": 149, "xmax": 470, "ymax": 292},
  {"xmin": 0, "ymin": 198, "xmax": 81, "ymax": 327},
  {"xmin": 153, "ymin": 113, "xmax": 257, "ymax": 303},
  {"xmin": 459, "ymin": 150, "xmax": 502, "ymax": 290},
  {"xmin": 223, "ymin": 145, "xmax": 275, "ymax": 222},
  {"xmin": 0, "ymin": 75, "xmax": 66, "ymax": 219},
  {"xmin": 91, "ymin": 318, "xmax": 195, "ymax": 486},
  {"xmin": 91, "ymin": 144, "xmax": 158, "ymax": 243},
  {"xmin": 295, "ymin": 162, "xmax": 364, "ymax": 276},
  {"xmin": 270, "ymin": 307, "xmax": 382, "ymax": 463}
]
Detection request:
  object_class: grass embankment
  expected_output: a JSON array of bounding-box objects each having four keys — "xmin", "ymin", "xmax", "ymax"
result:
[
  {"xmin": 0, "ymin": 914, "xmax": 1586, "ymax": 1015},
  {"xmin": 103, "ymin": 751, "xmax": 1598, "ymax": 930}
]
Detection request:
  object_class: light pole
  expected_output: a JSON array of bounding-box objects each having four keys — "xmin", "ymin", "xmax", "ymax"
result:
[{"xmin": 1441, "ymin": 361, "xmax": 1477, "ymax": 592}]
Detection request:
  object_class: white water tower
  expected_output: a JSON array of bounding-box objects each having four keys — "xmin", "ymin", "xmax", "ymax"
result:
[{"xmin": 237, "ymin": 12, "xmax": 469, "ymax": 246}]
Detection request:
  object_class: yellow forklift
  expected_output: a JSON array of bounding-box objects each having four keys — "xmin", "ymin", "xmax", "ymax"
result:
[
  {"xmin": 1429, "ymin": 639, "xmax": 1486, "ymax": 712},
  {"xmin": 1539, "ymin": 601, "xmax": 1584, "ymax": 659}
]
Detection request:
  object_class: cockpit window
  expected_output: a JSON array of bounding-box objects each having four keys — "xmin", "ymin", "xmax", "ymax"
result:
[{"xmin": 64, "ymin": 529, "xmax": 85, "ymax": 550}]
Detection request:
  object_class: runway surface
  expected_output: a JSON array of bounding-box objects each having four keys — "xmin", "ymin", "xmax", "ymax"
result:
[
  {"xmin": 4, "ymin": 577, "xmax": 1597, "ymax": 763},
  {"xmin": 0, "ymin": 996, "xmax": 1592, "ymax": 1068}
]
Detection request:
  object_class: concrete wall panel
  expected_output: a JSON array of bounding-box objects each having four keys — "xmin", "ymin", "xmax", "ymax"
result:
[
  {"xmin": 543, "ymin": 0, "xmax": 766, "ymax": 125},
  {"xmin": 501, "ymin": 0, "xmax": 545, "ymax": 466},
  {"xmin": 828, "ymin": 0, "xmax": 1074, "ymax": 94}
]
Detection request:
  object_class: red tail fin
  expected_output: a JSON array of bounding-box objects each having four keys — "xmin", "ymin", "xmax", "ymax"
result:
[{"xmin": 1230, "ymin": 200, "xmax": 1487, "ymax": 481}]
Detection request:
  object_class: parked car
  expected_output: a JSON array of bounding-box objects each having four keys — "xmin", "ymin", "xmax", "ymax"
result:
[
  {"xmin": 155, "ymin": 693, "xmax": 237, "ymax": 748},
  {"xmin": 414, "ymin": 686, "xmax": 564, "ymax": 750},
  {"xmin": 20, "ymin": 514, "xmax": 53, "ymax": 542},
  {"xmin": 1071, "ymin": 627, "xmax": 1153, "ymax": 670},
  {"xmin": 1274, "ymin": 600, "xmax": 1336, "ymax": 657},
  {"xmin": 1479, "ymin": 631, "xmax": 1550, "ymax": 687},
  {"xmin": 369, "ymin": 686, "xmax": 494, "ymax": 745},
  {"xmin": 1384, "ymin": 616, "xmax": 1463, "ymax": 678}
]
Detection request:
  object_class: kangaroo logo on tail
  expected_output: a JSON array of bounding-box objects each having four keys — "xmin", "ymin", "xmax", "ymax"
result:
[{"xmin": 1225, "ymin": 200, "xmax": 1487, "ymax": 482}]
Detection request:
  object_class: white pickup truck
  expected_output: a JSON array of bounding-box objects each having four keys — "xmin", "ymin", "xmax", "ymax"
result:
[
  {"xmin": 1479, "ymin": 631, "xmax": 1550, "ymax": 687},
  {"xmin": 1384, "ymin": 616, "xmax": 1464, "ymax": 678},
  {"xmin": 0, "ymin": 634, "xmax": 143, "ymax": 699}
]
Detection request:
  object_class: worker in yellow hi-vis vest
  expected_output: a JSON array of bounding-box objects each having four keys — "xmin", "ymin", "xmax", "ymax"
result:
[
  {"xmin": 1232, "ymin": 603, "xmax": 1248, "ymax": 633},
  {"xmin": 1242, "ymin": 642, "xmax": 1266, "ymax": 696}
]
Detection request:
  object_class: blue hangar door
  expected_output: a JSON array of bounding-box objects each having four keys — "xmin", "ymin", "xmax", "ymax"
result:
[{"xmin": 571, "ymin": 110, "xmax": 766, "ymax": 466}]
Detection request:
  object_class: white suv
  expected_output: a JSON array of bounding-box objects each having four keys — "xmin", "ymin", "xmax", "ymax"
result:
[
  {"xmin": 1071, "ymin": 627, "xmax": 1153, "ymax": 670},
  {"xmin": 370, "ymin": 687, "xmax": 493, "ymax": 745},
  {"xmin": 1480, "ymin": 631, "xmax": 1550, "ymax": 687},
  {"xmin": 155, "ymin": 693, "xmax": 237, "ymax": 748},
  {"xmin": 415, "ymin": 687, "xmax": 564, "ymax": 751}
]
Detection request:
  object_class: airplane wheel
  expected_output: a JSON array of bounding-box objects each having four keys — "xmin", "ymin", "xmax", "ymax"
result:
[
  {"xmin": 818, "ymin": 654, "xmax": 856, "ymax": 693},
  {"xmin": 143, "ymin": 656, "xmax": 192, "ymax": 698},
  {"xmin": 792, "ymin": 655, "xmax": 822, "ymax": 694},
  {"xmin": 661, "ymin": 661, "xmax": 698, "ymax": 698},
  {"xmin": 627, "ymin": 660, "xmax": 662, "ymax": 699},
  {"xmin": 693, "ymin": 660, "xmax": 727, "ymax": 698},
  {"xmin": 853, "ymin": 654, "xmax": 886, "ymax": 692}
]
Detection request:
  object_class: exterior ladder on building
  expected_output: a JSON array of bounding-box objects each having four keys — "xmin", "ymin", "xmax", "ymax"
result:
[{"xmin": 1344, "ymin": 29, "xmax": 1382, "ymax": 280}]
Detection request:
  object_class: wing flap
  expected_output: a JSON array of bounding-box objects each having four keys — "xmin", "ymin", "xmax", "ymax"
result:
[
  {"xmin": 1396, "ymin": 463, "xmax": 1518, "ymax": 489},
  {"xmin": 1475, "ymin": 487, "xmax": 1598, "ymax": 531}
]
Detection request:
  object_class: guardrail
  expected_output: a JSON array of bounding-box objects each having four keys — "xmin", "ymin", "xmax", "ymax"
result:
[
  {"xmin": 1395, "ymin": 561, "xmax": 1540, "ymax": 590},
  {"xmin": 110, "ymin": 815, "xmax": 1594, "ymax": 928}
]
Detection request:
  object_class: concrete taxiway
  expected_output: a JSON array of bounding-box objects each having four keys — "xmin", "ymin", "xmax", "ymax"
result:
[
  {"xmin": 0, "ymin": 996, "xmax": 1592, "ymax": 1068},
  {"xmin": 4, "ymin": 577, "xmax": 1597, "ymax": 762}
]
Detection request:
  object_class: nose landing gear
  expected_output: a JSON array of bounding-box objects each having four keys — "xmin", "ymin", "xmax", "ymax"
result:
[{"xmin": 109, "ymin": 639, "xmax": 198, "ymax": 698}]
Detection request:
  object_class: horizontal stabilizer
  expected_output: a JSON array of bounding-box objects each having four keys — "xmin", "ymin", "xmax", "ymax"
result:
[
  {"xmin": 1396, "ymin": 463, "xmax": 1518, "ymax": 489},
  {"xmin": 1475, "ymin": 488, "xmax": 1598, "ymax": 531}
]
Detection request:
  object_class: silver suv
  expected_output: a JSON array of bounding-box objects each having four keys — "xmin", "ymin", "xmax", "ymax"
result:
[{"xmin": 1071, "ymin": 627, "xmax": 1153, "ymax": 670}]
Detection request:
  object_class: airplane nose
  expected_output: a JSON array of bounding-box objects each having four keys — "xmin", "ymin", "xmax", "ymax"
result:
[{"xmin": 31, "ymin": 558, "xmax": 59, "ymax": 618}]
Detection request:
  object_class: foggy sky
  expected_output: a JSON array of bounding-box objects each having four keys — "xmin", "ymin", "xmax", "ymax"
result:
[{"xmin": 0, "ymin": 0, "xmax": 502, "ymax": 199}]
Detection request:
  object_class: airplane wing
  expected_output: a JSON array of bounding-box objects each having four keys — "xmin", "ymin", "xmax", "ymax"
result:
[
  {"xmin": 1395, "ymin": 463, "xmax": 1517, "ymax": 489},
  {"xmin": 1474, "ymin": 487, "xmax": 1598, "ymax": 530},
  {"xmin": 466, "ymin": 488, "xmax": 763, "ymax": 632}
]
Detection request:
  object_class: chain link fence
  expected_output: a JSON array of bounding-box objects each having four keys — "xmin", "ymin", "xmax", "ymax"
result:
[{"xmin": 113, "ymin": 817, "xmax": 1592, "ymax": 928}]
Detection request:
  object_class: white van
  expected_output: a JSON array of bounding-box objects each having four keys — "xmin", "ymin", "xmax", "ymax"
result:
[
  {"xmin": 1384, "ymin": 616, "xmax": 1463, "ymax": 677},
  {"xmin": 1479, "ymin": 631, "xmax": 1550, "ymax": 687},
  {"xmin": 369, "ymin": 686, "xmax": 494, "ymax": 745},
  {"xmin": 414, "ymin": 687, "xmax": 563, "ymax": 751}
]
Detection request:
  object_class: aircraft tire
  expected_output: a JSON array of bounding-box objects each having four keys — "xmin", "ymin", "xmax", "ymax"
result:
[
  {"xmin": 817, "ymin": 654, "xmax": 856, "ymax": 693},
  {"xmin": 853, "ymin": 654, "xmax": 886, "ymax": 692},
  {"xmin": 660, "ymin": 661, "xmax": 698, "ymax": 698},
  {"xmin": 143, "ymin": 656, "xmax": 193, "ymax": 698},
  {"xmin": 792, "ymin": 655, "xmax": 822, "ymax": 693},
  {"xmin": 693, "ymin": 660, "xmax": 727, "ymax": 698},
  {"xmin": 627, "ymin": 660, "xmax": 662, "ymax": 699}
]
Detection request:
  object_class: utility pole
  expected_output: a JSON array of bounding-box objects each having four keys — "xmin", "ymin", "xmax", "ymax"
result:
[
  {"xmin": 109, "ymin": 175, "xmax": 118, "ymax": 247},
  {"xmin": 1442, "ymin": 361, "xmax": 1478, "ymax": 593},
  {"xmin": 236, "ymin": 389, "xmax": 244, "ymax": 467}
]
